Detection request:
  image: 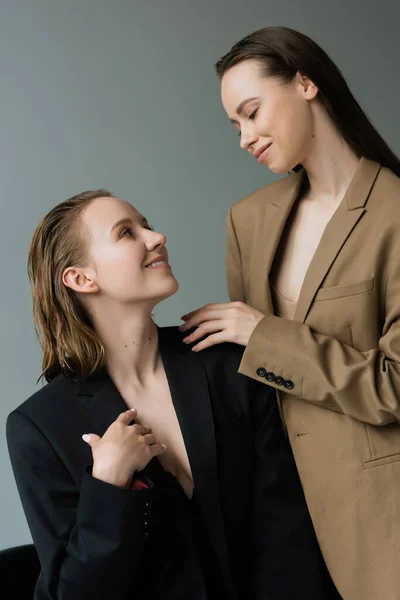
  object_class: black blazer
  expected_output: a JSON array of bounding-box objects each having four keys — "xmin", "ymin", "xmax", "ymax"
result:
[{"xmin": 6, "ymin": 327, "xmax": 338, "ymax": 599}]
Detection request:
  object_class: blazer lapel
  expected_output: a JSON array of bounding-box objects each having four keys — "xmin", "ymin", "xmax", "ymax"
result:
[
  {"xmin": 158, "ymin": 327, "xmax": 233, "ymax": 592},
  {"xmin": 76, "ymin": 369, "xmax": 128, "ymax": 436},
  {"xmin": 294, "ymin": 157, "xmax": 381, "ymax": 323},
  {"xmin": 250, "ymin": 170, "xmax": 306, "ymax": 313}
]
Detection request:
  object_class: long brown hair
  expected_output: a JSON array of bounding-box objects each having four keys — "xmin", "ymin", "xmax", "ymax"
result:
[
  {"xmin": 28, "ymin": 189, "xmax": 113, "ymax": 383},
  {"xmin": 215, "ymin": 26, "xmax": 400, "ymax": 177}
]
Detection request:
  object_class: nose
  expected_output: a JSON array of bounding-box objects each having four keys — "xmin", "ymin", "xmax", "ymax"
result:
[
  {"xmin": 145, "ymin": 229, "xmax": 166, "ymax": 251},
  {"xmin": 239, "ymin": 125, "xmax": 257, "ymax": 151}
]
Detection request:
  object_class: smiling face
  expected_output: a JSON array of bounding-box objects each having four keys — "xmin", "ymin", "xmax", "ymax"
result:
[
  {"xmin": 63, "ymin": 196, "xmax": 178, "ymax": 308},
  {"xmin": 221, "ymin": 59, "xmax": 318, "ymax": 174}
]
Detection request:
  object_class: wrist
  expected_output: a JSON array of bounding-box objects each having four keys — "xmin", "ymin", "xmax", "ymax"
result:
[{"xmin": 92, "ymin": 466, "xmax": 134, "ymax": 489}]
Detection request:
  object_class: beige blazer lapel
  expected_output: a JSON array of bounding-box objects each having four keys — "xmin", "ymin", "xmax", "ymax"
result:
[
  {"xmin": 294, "ymin": 157, "xmax": 381, "ymax": 323},
  {"xmin": 250, "ymin": 170, "xmax": 306, "ymax": 313}
]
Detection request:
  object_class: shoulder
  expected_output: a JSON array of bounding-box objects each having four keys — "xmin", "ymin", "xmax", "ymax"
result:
[
  {"xmin": 7, "ymin": 373, "xmax": 77, "ymax": 431},
  {"xmin": 197, "ymin": 340, "xmax": 245, "ymax": 373},
  {"xmin": 373, "ymin": 166, "xmax": 400, "ymax": 209},
  {"xmin": 376, "ymin": 165, "xmax": 400, "ymax": 191},
  {"xmin": 366, "ymin": 166, "xmax": 400, "ymax": 242},
  {"xmin": 159, "ymin": 325, "xmax": 245, "ymax": 371}
]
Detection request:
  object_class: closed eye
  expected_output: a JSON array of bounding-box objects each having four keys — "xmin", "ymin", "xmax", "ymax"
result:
[{"xmin": 236, "ymin": 108, "xmax": 259, "ymax": 136}]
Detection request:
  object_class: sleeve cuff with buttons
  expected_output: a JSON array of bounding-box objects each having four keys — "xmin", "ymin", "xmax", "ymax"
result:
[{"xmin": 239, "ymin": 314, "xmax": 302, "ymax": 395}]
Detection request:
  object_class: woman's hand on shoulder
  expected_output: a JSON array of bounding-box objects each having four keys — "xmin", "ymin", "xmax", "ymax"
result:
[
  {"xmin": 179, "ymin": 301, "xmax": 265, "ymax": 351},
  {"xmin": 82, "ymin": 409, "xmax": 166, "ymax": 488}
]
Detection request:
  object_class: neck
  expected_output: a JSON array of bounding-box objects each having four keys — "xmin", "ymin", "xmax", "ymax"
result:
[
  {"xmin": 89, "ymin": 302, "xmax": 161, "ymax": 388},
  {"xmin": 301, "ymin": 108, "xmax": 361, "ymax": 203}
]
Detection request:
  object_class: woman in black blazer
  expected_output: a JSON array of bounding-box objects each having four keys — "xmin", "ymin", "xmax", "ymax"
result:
[{"xmin": 6, "ymin": 189, "xmax": 338, "ymax": 599}]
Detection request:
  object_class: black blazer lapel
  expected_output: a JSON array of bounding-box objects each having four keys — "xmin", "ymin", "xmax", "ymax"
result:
[
  {"xmin": 76, "ymin": 370, "xmax": 128, "ymax": 437},
  {"xmin": 158, "ymin": 327, "xmax": 234, "ymax": 593}
]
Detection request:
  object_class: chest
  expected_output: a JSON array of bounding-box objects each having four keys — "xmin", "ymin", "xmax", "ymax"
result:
[
  {"xmin": 122, "ymin": 381, "xmax": 194, "ymax": 496},
  {"xmin": 270, "ymin": 197, "xmax": 339, "ymax": 303}
]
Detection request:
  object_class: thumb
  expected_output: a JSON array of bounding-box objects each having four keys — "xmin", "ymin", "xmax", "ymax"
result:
[{"xmin": 82, "ymin": 433, "xmax": 101, "ymax": 446}]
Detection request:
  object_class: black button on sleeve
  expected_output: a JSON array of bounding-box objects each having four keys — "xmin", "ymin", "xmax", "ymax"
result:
[
  {"xmin": 275, "ymin": 376, "xmax": 284, "ymax": 386},
  {"xmin": 256, "ymin": 367, "xmax": 267, "ymax": 378},
  {"xmin": 265, "ymin": 372, "xmax": 276, "ymax": 382},
  {"xmin": 284, "ymin": 379, "xmax": 294, "ymax": 390}
]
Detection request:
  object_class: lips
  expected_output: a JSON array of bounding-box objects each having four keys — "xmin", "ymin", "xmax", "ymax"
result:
[
  {"xmin": 144, "ymin": 255, "xmax": 168, "ymax": 268},
  {"xmin": 255, "ymin": 143, "xmax": 272, "ymax": 163}
]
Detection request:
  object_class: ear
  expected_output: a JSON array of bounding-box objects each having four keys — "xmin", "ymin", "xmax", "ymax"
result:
[
  {"xmin": 295, "ymin": 72, "xmax": 318, "ymax": 100},
  {"xmin": 62, "ymin": 266, "xmax": 99, "ymax": 294}
]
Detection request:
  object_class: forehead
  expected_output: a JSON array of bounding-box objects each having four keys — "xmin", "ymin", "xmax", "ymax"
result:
[
  {"xmin": 221, "ymin": 61, "xmax": 264, "ymax": 104},
  {"xmin": 82, "ymin": 196, "xmax": 142, "ymax": 233}
]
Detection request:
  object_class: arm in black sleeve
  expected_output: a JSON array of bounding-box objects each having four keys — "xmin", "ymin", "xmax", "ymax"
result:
[{"xmin": 6, "ymin": 409, "xmax": 153, "ymax": 600}]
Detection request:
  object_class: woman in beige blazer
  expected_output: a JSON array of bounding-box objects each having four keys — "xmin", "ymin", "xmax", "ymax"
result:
[{"xmin": 180, "ymin": 26, "xmax": 400, "ymax": 600}]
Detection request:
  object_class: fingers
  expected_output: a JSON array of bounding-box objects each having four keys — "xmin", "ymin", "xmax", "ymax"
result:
[
  {"xmin": 116, "ymin": 410, "xmax": 151, "ymax": 435},
  {"xmin": 181, "ymin": 302, "xmax": 232, "ymax": 322},
  {"xmin": 181, "ymin": 307, "xmax": 203, "ymax": 321},
  {"xmin": 180, "ymin": 310, "xmax": 218, "ymax": 331},
  {"xmin": 192, "ymin": 331, "xmax": 227, "ymax": 352},
  {"xmin": 143, "ymin": 433, "xmax": 157, "ymax": 445},
  {"xmin": 180, "ymin": 304, "xmax": 233, "ymax": 332},
  {"xmin": 183, "ymin": 319, "xmax": 226, "ymax": 344},
  {"xmin": 81, "ymin": 433, "xmax": 101, "ymax": 446},
  {"xmin": 149, "ymin": 443, "xmax": 167, "ymax": 457},
  {"xmin": 143, "ymin": 434, "xmax": 166, "ymax": 454},
  {"xmin": 133, "ymin": 423, "xmax": 151, "ymax": 436},
  {"xmin": 116, "ymin": 410, "xmax": 152, "ymax": 435},
  {"xmin": 117, "ymin": 408, "xmax": 137, "ymax": 423}
]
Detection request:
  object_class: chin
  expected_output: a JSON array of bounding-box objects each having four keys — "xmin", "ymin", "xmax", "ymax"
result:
[
  {"xmin": 154, "ymin": 277, "xmax": 179, "ymax": 304},
  {"xmin": 170, "ymin": 277, "xmax": 179, "ymax": 295},
  {"xmin": 267, "ymin": 163, "xmax": 287, "ymax": 175},
  {"xmin": 268, "ymin": 165, "xmax": 286, "ymax": 175},
  {"xmin": 267, "ymin": 157, "xmax": 300, "ymax": 175}
]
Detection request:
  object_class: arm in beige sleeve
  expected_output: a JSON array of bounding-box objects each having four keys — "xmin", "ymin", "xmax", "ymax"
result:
[
  {"xmin": 227, "ymin": 207, "xmax": 400, "ymax": 427},
  {"xmin": 226, "ymin": 206, "xmax": 246, "ymax": 303}
]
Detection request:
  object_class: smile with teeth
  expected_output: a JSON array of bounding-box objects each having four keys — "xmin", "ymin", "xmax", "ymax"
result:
[{"xmin": 146, "ymin": 260, "xmax": 168, "ymax": 268}]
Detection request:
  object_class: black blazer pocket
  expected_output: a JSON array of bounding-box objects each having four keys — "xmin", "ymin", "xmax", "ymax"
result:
[{"xmin": 314, "ymin": 277, "xmax": 375, "ymax": 302}]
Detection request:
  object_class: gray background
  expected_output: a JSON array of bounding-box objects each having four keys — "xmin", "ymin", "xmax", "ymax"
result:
[{"xmin": 1, "ymin": 0, "xmax": 399, "ymax": 547}]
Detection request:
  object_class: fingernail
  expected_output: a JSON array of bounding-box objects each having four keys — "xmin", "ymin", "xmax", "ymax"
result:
[
  {"xmin": 82, "ymin": 434, "xmax": 91, "ymax": 443},
  {"xmin": 183, "ymin": 337, "xmax": 190, "ymax": 343},
  {"xmin": 130, "ymin": 408, "xmax": 137, "ymax": 412},
  {"xmin": 162, "ymin": 444, "xmax": 167, "ymax": 450}
]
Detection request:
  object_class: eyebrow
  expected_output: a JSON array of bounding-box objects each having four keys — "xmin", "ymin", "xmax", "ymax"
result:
[
  {"xmin": 229, "ymin": 97, "xmax": 260, "ymax": 124},
  {"xmin": 111, "ymin": 215, "xmax": 148, "ymax": 233}
]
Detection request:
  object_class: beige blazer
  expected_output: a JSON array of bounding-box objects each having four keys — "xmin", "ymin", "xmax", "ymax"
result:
[{"xmin": 226, "ymin": 157, "xmax": 400, "ymax": 600}]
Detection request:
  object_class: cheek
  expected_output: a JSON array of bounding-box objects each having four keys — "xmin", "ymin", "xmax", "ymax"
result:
[
  {"xmin": 276, "ymin": 102, "xmax": 312, "ymax": 155},
  {"xmin": 264, "ymin": 104, "xmax": 310, "ymax": 173},
  {"xmin": 96, "ymin": 248, "xmax": 143, "ymax": 282}
]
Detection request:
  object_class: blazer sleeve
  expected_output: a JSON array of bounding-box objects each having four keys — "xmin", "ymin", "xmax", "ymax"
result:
[
  {"xmin": 226, "ymin": 206, "xmax": 246, "ymax": 303},
  {"xmin": 6, "ymin": 409, "xmax": 153, "ymax": 600},
  {"xmin": 227, "ymin": 206, "xmax": 400, "ymax": 427},
  {"xmin": 250, "ymin": 382, "xmax": 334, "ymax": 599}
]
